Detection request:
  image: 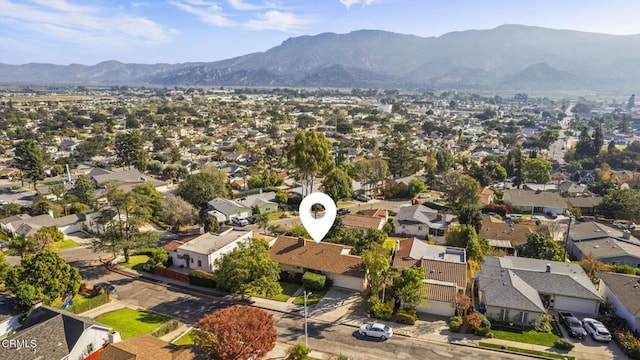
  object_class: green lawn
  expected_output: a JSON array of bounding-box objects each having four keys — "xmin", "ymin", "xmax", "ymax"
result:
[
  {"xmin": 479, "ymin": 342, "xmax": 574, "ymax": 360},
  {"xmin": 95, "ymin": 308, "xmax": 168, "ymax": 340},
  {"xmin": 251, "ymin": 281, "xmax": 300, "ymax": 302},
  {"xmin": 56, "ymin": 239, "xmax": 80, "ymax": 249},
  {"xmin": 337, "ymin": 200, "xmax": 353, "ymax": 206},
  {"xmin": 0, "ymin": 231, "xmax": 10, "ymax": 241},
  {"xmin": 52, "ymin": 293, "xmax": 92, "ymax": 308},
  {"xmin": 267, "ymin": 211, "xmax": 287, "ymax": 222},
  {"xmin": 121, "ymin": 255, "xmax": 150, "ymax": 271},
  {"xmin": 490, "ymin": 329, "xmax": 560, "ymax": 347},
  {"xmin": 383, "ymin": 239, "xmax": 396, "ymax": 253},
  {"xmin": 173, "ymin": 330, "xmax": 194, "ymax": 345},
  {"xmin": 292, "ymin": 287, "xmax": 329, "ymax": 307}
]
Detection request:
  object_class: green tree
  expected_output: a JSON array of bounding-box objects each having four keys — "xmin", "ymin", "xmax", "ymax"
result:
[
  {"xmin": 287, "ymin": 343, "xmax": 311, "ymax": 360},
  {"xmin": 74, "ymin": 174, "xmax": 96, "ymax": 208},
  {"xmin": 445, "ymin": 224, "xmax": 486, "ymax": 260},
  {"xmin": 394, "ymin": 265, "xmax": 425, "ymax": 309},
  {"xmin": 364, "ymin": 228, "xmax": 387, "ymax": 245},
  {"xmin": 407, "ymin": 178, "xmax": 427, "ymax": 198},
  {"xmin": 91, "ymin": 183, "xmax": 159, "ymax": 263},
  {"xmin": 592, "ymin": 124, "xmax": 604, "ymax": 156},
  {"xmin": 115, "ymin": 130, "xmax": 146, "ymax": 170},
  {"xmin": 362, "ymin": 243, "xmax": 390, "ymax": 298},
  {"xmin": 323, "ymin": 167, "xmax": 353, "ymax": 201},
  {"xmin": 442, "ymin": 172, "xmax": 480, "ymax": 208},
  {"xmin": 574, "ymin": 127, "xmax": 593, "ymax": 159},
  {"xmin": 204, "ymin": 216, "xmax": 220, "ymax": 233},
  {"xmin": 131, "ymin": 182, "xmax": 163, "ymax": 218},
  {"xmin": 15, "ymin": 139, "xmax": 45, "ymax": 188},
  {"xmin": 596, "ymin": 188, "xmax": 640, "ymax": 221},
  {"xmin": 458, "ymin": 206, "xmax": 483, "ymax": 233},
  {"xmin": 6, "ymin": 250, "xmax": 81, "ymax": 313},
  {"xmin": 0, "ymin": 252, "xmax": 9, "ymax": 291},
  {"xmin": 161, "ymin": 195, "xmax": 199, "ymax": 232},
  {"xmin": 505, "ymin": 144, "xmax": 524, "ymax": 188},
  {"xmin": 287, "ymin": 130, "xmax": 333, "ymax": 196},
  {"xmin": 256, "ymin": 213, "xmax": 269, "ymax": 234},
  {"xmin": 275, "ymin": 191, "xmax": 288, "ymax": 206},
  {"xmin": 355, "ymin": 158, "xmax": 389, "ymax": 194},
  {"xmin": 523, "ymin": 158, "xmax": 551, "ymax": 184},
  {"xmin": 384, "ymin": 135, "xmax": 420, "ymax": 178},
  {"xmin": 435, "ymin": 148, "xmax": 455, "ymax": 173},
  {"xmin": 516, "ymin": 233, "xmax": 564, "ymax": 261},
  {"xmin": 214, "ymin": 239, "xmax": 282, "ymax": 297},
  {"xmin": 177, "ymin": 166, "xmax": 230, "ymax": 209},
  {"xmin": 30, "ymin": 226, "xmax": 64, "ymax": 253}
]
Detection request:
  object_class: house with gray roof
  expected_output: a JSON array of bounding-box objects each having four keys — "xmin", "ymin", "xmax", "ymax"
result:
[
  {"xmin": 0, "ymin": 305, "xmax": 119, "ymax": 360},
  {"xmin": 598, "ymin": 271, "xmax": 640, "ymax": 333},
  {"xmin": 566, "ymin": 196, "xmax": 602, "ymax": 216},
  {"xmin": 173, "ymin": 227, "xmax": 253, "ymax": 272},
  {"xmin": 207, "ymin": 198, "xmax": 250, "ymax": 223},
  {"xmin": 0, "ymin": 213, "xmax": 82, "ymax": 237},
  {"xmin": 90, "ymin": 168, "xmax": 167, "ymax": 192},
  {"xmin": 567, "ymin": 222, "xmax": 640, "ymax": 267},
  {"xmin": 477, "ymin": 256, "xmax": 601, "ymax": 325},
  {"xmin": 392, "ymin": 205, "xmax": 456, "ymax": 243},
  {"xmin": 236, "ymin": 191, "xmax": 278, "ymax": 214},
  {"xmin": 503, "ymin": 189, "xmax": 567, "ymax": 216}
]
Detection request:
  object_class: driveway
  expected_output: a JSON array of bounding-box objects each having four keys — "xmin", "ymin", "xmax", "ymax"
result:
[{"xmin": 557, "ymin": 318, "xmax": 627, "ymax": 360}]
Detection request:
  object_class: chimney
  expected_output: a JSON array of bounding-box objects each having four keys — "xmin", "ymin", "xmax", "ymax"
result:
[
  {"xmin": 545, "ymin": 264, "xmax": 551, "ymax": 273},
  {"xmin": 395, "ymin": 240, "xmax": 401, "ymax": 253},
  {"xmin": 297, "ymin": 237, "xmax": 306, "ymax": 246}
]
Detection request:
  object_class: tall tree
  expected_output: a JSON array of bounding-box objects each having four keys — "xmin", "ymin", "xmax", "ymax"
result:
[
  {"xmin": 505, "ymin": 144, "xmax": 524, "ymax": 188},
  {"xmin": 6, "ymin": 250, "xmax": 81, "ymax": 313},
  {"xmin": 355, "ymin": 158, "xmax": 389, "ymax": 194},
  {"xmin": 575, "ymin": 126, "xmax": 593, "ymax": 159},
  {"xmin": 522, "ymin": 158, "xmax": 552, "ymax": 184},
  {"xmin": 115, "ymin": 130, "xmax": 146, "ymax": 170},
  {"xmin": 161, "ymin": 195, "xmax": 198, "ymax": 232},
  {"xmin": 596, "ymin": 188, "xmax": 640, "ymax": 221},
  {"xmin": 445, "ymin": 224, "xmax": 486, "ymax": 260},
  {"xmin": 91, "ymin": 183, "xmax": 159, "ymax": 263},
  {"xmin": 394, "ymin": 265, "xmax": 426, "ymax": 309},
  {"xmin": 458, "ymin": 206, "xmax": 483, "ymax": 233},
  {"xmin": 131, "ymin": 182, "xmax": 163, "ymax": 218},
  {"xmin": 435, "ymin": 148, "xmax": 455, "ymax": 173},
  {"xmin": 442, "ymin": 172, "xmax": 480, "ymax": 208},
  {"xmin": 0, "ymin": 252, "xmax": 9, "ymax": 291},
  {"xmin": 192, "ymin": 306, "xmax": 277, "ymax": 360},
  {"xmin": 323, "ymin": 167, "xmax": 353, "ymax": 201},
  {"xmin": 362, "ymin": 243, "xmax": 390, "ymax": 298},
  {"xmin": 30, "ymin": 226, "xmax": 64, "ymax": 253},
  {"xmin": 516, "ymin": 233, "xmax": 564, "ymax": 261},
  {"xmin": 214, "ymin": 239, "xmax": 282, "ymax": 297},
  {"xmin": 384, "ymin": 135, "xmax": 420, "ymax": 178},
  {"xmin": 592, "ymin": 124, "xmax": 604, "ymax": 157},
  {"xmin": 407, "ymin": 178, "xmax": 427, "ymax": 198},
  {"xmin": 74, "ymin": 174, "xmax": 96, "ymax": 208},
  {"xmin": 14, "ymin": 139, "xmax": 45, "ymax": 188},
  {"xmin": 287, "ymin": 130, "xmax": 333, "ymax": 196},
  {"xmin": 177, "ymin": 166, "xmax": 230, "ymax": 209}
]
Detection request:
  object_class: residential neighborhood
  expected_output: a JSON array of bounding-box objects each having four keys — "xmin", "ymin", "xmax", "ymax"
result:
[{"xmin": 0, "ymin": 86, "xmax": 639, "ymax": 360}]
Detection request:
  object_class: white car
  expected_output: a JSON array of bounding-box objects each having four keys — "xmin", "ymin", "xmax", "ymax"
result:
[
  {"xmin": 358, "ymin": 323, "xmax": 393, "ymax": 340},
  {"xmin": 418, "ymin": 193, "xmax": 431, "ymax": 199},
  {"xmin": 582, "ymin": 318, "xmax": 612, "ymax": 342}
]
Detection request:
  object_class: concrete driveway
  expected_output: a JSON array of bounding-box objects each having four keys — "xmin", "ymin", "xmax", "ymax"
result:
[{"xmin": 558, "ymin": 319, "xmax": 627, "ymax": 360}]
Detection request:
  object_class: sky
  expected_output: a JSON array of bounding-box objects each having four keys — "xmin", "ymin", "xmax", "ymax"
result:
[{"xmin": 2, "ymin": 0, "xmax": 640, "ymax": 65}]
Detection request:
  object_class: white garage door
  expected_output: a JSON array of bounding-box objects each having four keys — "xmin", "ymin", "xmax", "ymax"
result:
[
  {"xmin": 417, "ymin": 300, "xmax": 455, "ymax": 317},
  {"xmin": 327, "ymin": 274, "xmax": 362, "ymax": 291},
  {"xmin": 554, "ymin": 296, "xmax": 598, "ymax": 315}
]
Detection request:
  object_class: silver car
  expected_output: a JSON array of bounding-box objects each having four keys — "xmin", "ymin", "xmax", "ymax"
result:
[
  {"xmin": 583, "ymin": 318, "xmax": 612, "ymax": 342},
  {"xmin": 358, "ymin": 323, "xmax": 393, "ymax": 340}
]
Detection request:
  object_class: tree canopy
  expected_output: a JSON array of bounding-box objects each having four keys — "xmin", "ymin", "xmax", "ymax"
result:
[
  {"xmin": 15, "ymin": 139, "xmax": 45, "ymax": 188},
  {"xmin": 161, "ymin": 195, "xmax": 199, "ymax": 232},
  {"xmin": 322, "ymin": 167, "xmax": 353, "ymax": 202},
  {"xmin": 362, "ymin": 243, "xmax": 390, "ymax": 298},
  {"xmin": 442, "ymin": 172, "xmax": 480, "ymax": 208},
  {"xmin": 522, "ymin": 157, "xmax": 551, "ymax": 184},
  {"xmin": 515, "ymin": 233, "xmax": 564, "ymax": 261},
  {"xmin": 287, "ymin": 130, "xmax": 333, "ymax": 196},
  {"xmin": 177, "ymin": 166, "xmax": 230, "ymax": 209},
  {"xmin": 394, "ymin": 265, "xmax": 425, "ymax": 309}
]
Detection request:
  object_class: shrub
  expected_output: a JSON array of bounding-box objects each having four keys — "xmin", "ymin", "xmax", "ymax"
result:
[
  {"xmin": 134, "ymin": 247, "xmax": 168, "ymax": 265},
  {"xmin": 151, "ymin": 319, "xmax": 180, "ymax": 337},
  {"xmin": 67, "ymin": 293, "xmax": 109, "ymax": 314},
  {"xmin": 189, "ymin": 270, "xmax": 217, "ymax": 288},
  {"xmin": 286, "ymin": 343, "xmax": 310, "ymax": 360},
  {"xmin": 367, "ymin": 296, "xmax": 392, "ymax": 320},
  {"xmin": 302, "ymin": 272, "xmax": 326, "ymax": 291},
  {"xmin": 554, "ymin": 338, "xmax": 575, "ymax": 350},
  {"xmin": 614, "ymin": 328, "xmax": 640, "ymax": 358},
  {"xmin": 466, "ymin": 312, "xmax": 482, "ymax": 330},
  {"xmin": 610, "ymin": 264, "xmax": 638, "ymax": 275},
  {"xmin": 280, "ymin": 271, "xmax": 303, "ymax": 284},
  {"xmin": 449, "ymin": 315, "xmax": 463, "ymax": 333},
  {"xmin": 536, "ymin": 313, "xmax": 553, "ymax": 333},
  {"xmin": 396, "ymin": 309, "xmax": 417, "ymax": 325}
]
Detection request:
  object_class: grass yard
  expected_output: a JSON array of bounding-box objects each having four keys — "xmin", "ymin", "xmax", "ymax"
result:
[
  {"xmin": 292, "ymin": 287, "xmax": 329, "ymax": 307},
  {"xmin": 0, "ymin": 231, "xmax": 10, "ymax": 241},
  {"xmin": 173, "ymin": 330, "xmax": 194, "ymax": 345},
  {"xmin": 56, "ymin": 239, "xmax": 80, "ymax": 249},
  {"xmin": 121, "ymin": 255, "xmax": 150, "ymax": 271},
  {"xmin": 490, "ymin": 329, "xmax": 559, "ymax": 347},
  {"xmin": 267, "ymin": 211, "xmax": 287, "ymax": 222},
  {"xmin": 52, "ymin": 293, "xmax": 92, "ymax": 308},
  {"xmin": 479, "ymin": 342, "xmax": 574, "ymax": 360},
  {"xmin": 251, "ymin": 281, "xmax": 300, "ymax": 302},
  {"xmin": 337, "ymin": 200, "xmax": 354, "ymax": 206},
  {"xmin": 95, "ymin": 308, "xmax": 168, "ymax": 340}
]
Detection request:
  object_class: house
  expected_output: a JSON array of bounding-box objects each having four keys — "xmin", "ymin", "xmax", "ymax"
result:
[
  {"xmin": 207, "ymin": 198, "xmax": 250, "ymax": 222},
  {"xmin": 480, "ymin": 187, "xmax": 495, "ymax": 206},
  {"xmin": 0, "ymin": 305, "xmax": 119, "ymax": 360},
  {"xmin": 392, "ymin": 205, "xmax": 456, "ymax": 243},
  {"xmin": 171, "ymin": 227, "xmax": 253, "ymax": 272},
  {"xmin": 502, "ymin": 189, "xmax": 567, "ymax": 216},
  {"xmin": 479, "ymin": 215, "xmax": 543, "ymax": 253},
  {"xmin": 0, "ymin": 213, "xmax": 82, "ymax": 237},
  {"xmin": 597, "ymin": 272, "xmax": 640, "ymax": 333},
  {"xmin": 95, "ymin": 334, "xmax": 198, "ymax": 360},
  {"xmin": 342, "ymin": 209, "xmax": 387, "ymax": 234},
  {"xmin": 477, "ymin": 256, "xmax": 602, "ymax": 326},
  {"xmin": 236, "ymin": 191, "xmax": 278, "ymax": 214},
  {"xmin": 90, "ymin": 168, "xmax": 168, "ymax": 192},
  {"xmin": 558, "ymin": 182, "xmax": 588, "ymax": 195},
  {"xmin": 270, "ymin": 236, "xmax": 366, "ymax": 291},
  {"xmin": 571, "ymin": 170, "xmax": 595, "ymax": 184},
  {"xmin": 566, "ymin": 197, "xmax": 603, "ymax": 216},
  {"xmin": 392, "ymin": 238, "xmax": 467, "ymax": 316},
  {"xmin": 567, "ymin": 222, "xmax": 640, "ymax": 267}
]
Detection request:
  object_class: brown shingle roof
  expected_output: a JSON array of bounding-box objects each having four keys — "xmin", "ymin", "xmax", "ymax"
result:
[
  {"xmin": 270, "ymin": 236, "xmax": 365, "ymax": 277},
  {"xmin": 419, "ymin": 283, "xmax": 457, "ymax": 302},
  {"xmin": 162, "ymin": 236, "xmax": 198, "ymax": 252},
  {"xmin": 342, "ymin": 214, "xmax": 384, "ymax": 230},
  {"xmin": 420, "ymin": 259, "xmax": 467, "ymax": 288},
  {"xmin": 366, "ymin": 209, "xmax": 388, "ymax": 219},
  {"xmin": 479, "ymin": 216, "xmax": 538, "ymax": 246},
  {"xmin": 98, "ymin": 334, "xmax": 198, "ymax": 360}
]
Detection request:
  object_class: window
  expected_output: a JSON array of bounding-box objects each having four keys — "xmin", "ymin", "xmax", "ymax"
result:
[
  {"xmin": 198, "ymin": 260, "xmax": 202, "ymax": 267},
  {"xmin": 518, "ymin": 311, "xmax": 528, "ymax": 324},
  {"xmin": 190, "ymin": 258, "xmax": 194, "ymax": 263},
  {"xmin": 418, "ymin": 226, "xmax": 423, "ymax": 231},
  {"xmin": 500, "ymin": 309, "xmax": 510, "ymax": 321}
]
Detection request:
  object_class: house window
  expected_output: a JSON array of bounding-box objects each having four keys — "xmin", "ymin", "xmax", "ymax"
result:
[
  {"xmin": 191, "ymin": 258, "xmax": 194, "ymax": 263},
  {"xmin": 418, "ymin": 226, "xmax": 423, "ymax": 231},
  {"xmin": 518, "ymin": 311, "xmax": 528, "ymax": 324},
  {"xmin": 500, "ymin": 309, "xmax": 510, "ymax": 321},
  {"xmin": 198, "ymin": 260, "xmax": 202, "ymax": 267}
]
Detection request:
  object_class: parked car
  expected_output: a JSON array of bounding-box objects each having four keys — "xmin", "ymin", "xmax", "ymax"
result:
[
  {"xmin": 582, "ymin": 318, "xmax": 612, "ymax": 342},
  {"xmin": 246, "ymin": 215, "xmax": 257, "ymax": 224},
  {"xmin": 358, "ymin": 323, "xmax": 393, "ymax": 340},
  {"xmin": 95, "ymin": 282, "xmax": 117, "ymax": 294},
  {"xmin": 418, "ymin": 193, "xmax": 431, "ymax": 199},
  {"xmin": 232, "ymin": 217, "xmax": 249, "ymax": 227},
  {"xmin": 0, "ymin": 199, "xmax": 7, "ymax": 205},
  {"xmin": 355, "ymin": 194, "xmax": 371, "ymax": 202},
  {"xmin": 558, "ymin": 311, "xmax": 586, "ymax": 339},
  {"xmin": 337, "ymin": 208, "xmax": 351, "ymax": 216}
]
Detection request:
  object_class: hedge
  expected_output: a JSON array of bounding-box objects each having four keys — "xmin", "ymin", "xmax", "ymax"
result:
[
  {"xmin": 396, "ymin": 309, "xmax": 417, "ymax": 325},
  {"xmin": 449, "ymin": 315, "xmax": 463, "ymax": 333},
  {"xmin": 67, "ymin": 293, "xmax": 109, "ymax": 314},
  {"xmin": 302, "ymin": 272, "xmax": 325, "ymax": 291},
  {"xmin": 280, "ymin": 271, "xmax": 303, "ymax": 284},
  {"xmin": 189, "ymin": 270, "xmax": 217, "ymax": 288},
  {"xmin": 368, "ymin": 296, "xmax": 392, "ymax": 320},
  {"xmin": 554, "ymin": 338, "xmax": 574, "ymax": 350},
  {"xmin": 151, "ymin": 319, "xmax": 180, "ymax": 337}
]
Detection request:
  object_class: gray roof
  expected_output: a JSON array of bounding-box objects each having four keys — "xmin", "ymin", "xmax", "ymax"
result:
[
  {"xmin": 393, "ymin": 205, "xmax": 456, "ymax": 229},
  {"xmin": 91, "ymin": 168, "xmax": 164, "ymax": 188},
  {"xmin": 236, "ymin": 191, "xmax": 276, "ymax": 208},
  {"xmin": 503, "ymin": 189, "xmax": 567, "ymax": 209},
  {"xmin": 567, "ymin": 196, "xmax": 603, "ymax": 208},
  {"xmin": 207, "ymin": 197, "xmax": 249, "ymax": 216},
  {"xmin": 178, "ymin": 228, "xmax": 252, "ymax": 255},
  {"xmin": 598, "ymin": 272, "xmax": 640, "ymax": 317}
]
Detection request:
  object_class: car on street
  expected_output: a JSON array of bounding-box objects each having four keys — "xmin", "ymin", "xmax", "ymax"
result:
[
  {"xmin": 232, "ymin": 217, "xmax": 249, "ymax": 227},
  {"xmin": 582, "ymin": 318, "xmax": 612, "ymax": 342},
  {"xmin": 95, "ymin": 282, "xmax": 117, "ymax": 294},
  {"xmin": 418, "ymin": 193, "xmax": 431, "ymax": 199},
  {"xmin": 337, "ymin": 208, "xmax": 350, "ymax": 215},
  {"xmin": 358, "ymin": 323, "xmax": 393, "ymax": 340},
  {"xmin": 355, "ymin": 194, "xmax": 372, "ymax": 202}
]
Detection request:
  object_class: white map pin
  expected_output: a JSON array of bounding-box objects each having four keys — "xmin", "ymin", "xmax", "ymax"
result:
[{"xmin": 299, "ymin": 192, "xmax": 337, "ymax": 243}]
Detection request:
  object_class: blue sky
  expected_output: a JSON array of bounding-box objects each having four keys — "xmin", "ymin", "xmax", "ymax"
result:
[{"xmin": 2, "ymin": 0, "xmax": 640, "ymax": 65}]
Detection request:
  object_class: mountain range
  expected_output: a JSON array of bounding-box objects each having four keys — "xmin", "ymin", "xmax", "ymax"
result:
[{"xmin": 2, "ymin": 24, "xmax": 640, "ymax": 92}]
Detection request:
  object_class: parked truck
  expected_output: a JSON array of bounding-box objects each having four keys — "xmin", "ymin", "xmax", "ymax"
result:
[{"xmin": 558, "ymin": 311, "xmax": 587, "ymax": 339}]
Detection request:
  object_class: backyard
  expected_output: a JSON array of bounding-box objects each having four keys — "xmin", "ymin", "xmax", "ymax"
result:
[{"xmin": 95, "ymin": 308, "xmax": 169, "ymax": 340}]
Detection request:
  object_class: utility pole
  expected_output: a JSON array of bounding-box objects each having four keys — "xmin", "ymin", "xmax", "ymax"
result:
[
  {"xmin": 563, "ymin": 214, "xmax": 574, "ymax": 261},
  {"xmin": 304, "ymin": 290, "xmax": 312, "ymax": 347}
]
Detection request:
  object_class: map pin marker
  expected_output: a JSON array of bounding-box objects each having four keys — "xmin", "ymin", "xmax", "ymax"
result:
[{"xmin": 299, "ymin": 192, "xmax": 337, "ymax": 243}]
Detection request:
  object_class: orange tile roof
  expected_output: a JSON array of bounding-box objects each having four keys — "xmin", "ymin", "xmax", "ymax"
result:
[
  {"xmin": 270, "ymin": 236, "xmax": 365, "ymax": 277},
  {"xmin": 366, "ymin": 209, "xmax": 388, "ymax": 219}
]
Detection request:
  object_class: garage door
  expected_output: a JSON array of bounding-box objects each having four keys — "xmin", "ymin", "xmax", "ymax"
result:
[
  {"xmin": 417, "ymin": 300, "xmax": 455, "ymax": 317},
  {"xmin": 327, "ymin": 274, "xmax": 363, "ymax": 291},
  {"xmin": 554, "ymin": 296, "xmax": 598, "ymax": 315}
]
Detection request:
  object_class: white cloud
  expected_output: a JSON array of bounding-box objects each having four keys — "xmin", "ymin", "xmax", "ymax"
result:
[
  {"xmin": 245, "ymin": 10, "xmax": 311, "ymax": 32},
  {"xmin": 169, "ymin": 0, "xmax": 235, "ymax": 26},
  {"xmin": 228, "ymin": 0, "xmax": 272, "ymax": 11},
  {"xmin": 339, "ymin": 0, "xmax": 378, "ymax": 10}
]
